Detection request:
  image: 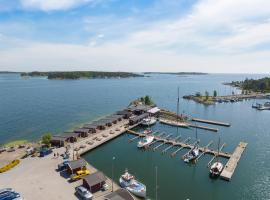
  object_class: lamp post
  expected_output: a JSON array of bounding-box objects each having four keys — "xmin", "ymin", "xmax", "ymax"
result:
[{"xmin": 112, "ymin": 156, "xmax": 115, "ymax": 192}]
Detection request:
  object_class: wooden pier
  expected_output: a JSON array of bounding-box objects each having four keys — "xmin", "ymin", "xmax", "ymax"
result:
[
  {"xmin": 126, "ymin": 130, "xmax": 231, "ymax": 158},
  {"xmin": 189, "ymin": 123, "xmax": 218, "ymax": 132},
  {"xmin": 127, "ymin": 130, "xmax": 247, "ymax": 181},
  {"xmin": 191, "ymin": 118, "xmax": 231, "ymax": 127},
  {"xmin": 220, "ymin": 142, "xmax": 248, "ymax": 181}
]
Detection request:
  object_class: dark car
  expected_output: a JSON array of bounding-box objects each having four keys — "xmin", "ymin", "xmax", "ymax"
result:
[
  {"xmin": 39, "ymin": 148, "xmax": 53, "ymax": 157},
  {"xmin": 57, "ymin": 160, "xmax": 70, "ymax": 171}
]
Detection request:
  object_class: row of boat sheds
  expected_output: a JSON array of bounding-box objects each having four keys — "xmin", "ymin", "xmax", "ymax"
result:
[{"xmin": 50, "ymin": 104, "xmax": 160, "ymax": 147}]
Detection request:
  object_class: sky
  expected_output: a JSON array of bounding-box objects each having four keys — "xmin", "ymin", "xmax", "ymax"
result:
[{"xmin": 0, "ymin": 0, "xmax": 270, "ymax": 73}]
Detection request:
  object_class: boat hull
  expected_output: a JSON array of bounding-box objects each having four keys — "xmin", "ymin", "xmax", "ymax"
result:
[{"xmin": 119, "ymin": 178, "xmax": 146, "ymax": 198}]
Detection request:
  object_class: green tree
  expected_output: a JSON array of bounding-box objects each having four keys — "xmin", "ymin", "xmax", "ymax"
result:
[
  {"xmin": 42, "ymin": 133, "xmax": 52, "ymax": 146},
  {"xmin": 213, "ymin": 90, "xmax": 217, "ymax": 97},
  {"xmin": 144, "ymin": 95, "xmax": 152, "ymax": 105},
  {"xmin": 205, "ymin": 91, "xmax": 209, "ymax": 100}
]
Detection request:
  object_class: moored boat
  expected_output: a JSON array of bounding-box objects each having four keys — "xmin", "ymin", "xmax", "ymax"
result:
[
  {"xmin": 119, "ymin": 169, "xmax": 146, "ymax": 198},
  {"xmin": 141, "ymin": 117, "xmax": 157, "ymax": 126},
  {"xmin": 142, "ymin": 128, "xmax": 152, "ymax": 134},
  {"xmin": 183, "ymin": 146, "xmax": 199, "ymax": 163},
  {"xmin": 210, "ymin": 162, "xmax": 224, "ymax": 177},
  {"xmin": 137, "ymin": 136, "xmax": 154, "ymax": 148}
]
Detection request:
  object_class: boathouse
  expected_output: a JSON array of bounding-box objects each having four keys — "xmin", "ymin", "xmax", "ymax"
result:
[
  {"xmin": 50, "ymin": 136, "xmax": 66, "ymax": 147},
  {"xmin": 67, "ymin": 159, "xmax": 87, "ymax": 174},
  {"xmin": 73, "ymin": 128, "xmax": 89, "ymax": 137},
  {"xmin": 128, "ymin": 105, "xmax": 152, "ymax": 115},
  {"xmin": 116, "ymin": 110, "xmax": 132, "ymax": 119},
  {"xmin": 104, "ymin": 188, "xmax": 135, "ymax": 200},
  {"xmin": 91, "ymin": 121, "xmax": 106, "ymax": 130},
  {"xmin": 129, "ymin": 113, "xmax": 149, "ymax": 125},
  {"xmin": 83, "ymin": 171, "xmax": 107, "ymax": 193},
  {"xmin": 109, "ymin": 114, "xmax": 123, "ymax": 121},
  {"xmin": 82, "ymin": 124, "xmax": 97, "ymax": 133}
]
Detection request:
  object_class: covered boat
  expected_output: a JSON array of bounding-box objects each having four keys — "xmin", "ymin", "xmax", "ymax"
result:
[
  {"xmin": 141, "ymin": 117, "xmax": 157, "ymax": 126},
  {"xmin": 137, "ymin": 136, "xmax": 154, "ymax": 148},
  {"xmin": 183, "ymin": 146, "xmax": 199, "ymax": 163},
  {"xmin": 119, "ymin": 169, "xmax": 146, "ymax": 198},
  {"xmin": 210, "ymin": 162, "xmax": 224, "ymax": 177}
]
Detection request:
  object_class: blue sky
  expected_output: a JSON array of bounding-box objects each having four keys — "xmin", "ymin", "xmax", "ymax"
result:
[{"xmin": 0, "ymin": 0, "xmax": 270, "ymax": 73}]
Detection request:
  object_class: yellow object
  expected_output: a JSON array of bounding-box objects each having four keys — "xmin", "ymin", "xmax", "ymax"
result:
[
  {"xmin": 70, "ymin": 169, "xmax": 90, "ymax": 181},
  {"xmin": 0, "ymin": 159, "xmax": 20, "ymax": 173}
]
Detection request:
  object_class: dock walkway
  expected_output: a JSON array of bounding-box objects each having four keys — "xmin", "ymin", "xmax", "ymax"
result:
[
  {"xmin": 220, "ymin": 142, "xmax": 248, "ymax": 181},
  {"xmin": 192, "ymin": 118, "xmax": 231, "ymax": 127}
]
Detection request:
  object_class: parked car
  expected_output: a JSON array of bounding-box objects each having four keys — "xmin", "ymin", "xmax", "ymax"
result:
[
  {"xmin": 39, "ymin": 148, "xmax": 52, "ymax": 157},
  {"xmin": 0, "ymin": 190, "xmax": 22, "ymax": 200},
  {"xmin": 70, "ymin": 169, "xmax": 90, "ymax": 182},
  {"xmin": 57, "ymin": 160, "xmax": 70, "ymax": 171},
  {"xmin": 102, "ymin": 184, "xmax": 109, "ymax": 191},
  {"xmin": 0, "ymin": 188, "xmax": 15, "ymax": 194},
  {"xmin": 0, "ymin": 147, "xmax": 6, "ymax": 153},
  {"xmin": 75, "ymin": 186, "xmax": 93, "ymax": 200}
]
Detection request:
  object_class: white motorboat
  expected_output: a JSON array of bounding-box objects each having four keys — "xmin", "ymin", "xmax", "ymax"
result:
[
  {"xmin": 210, "ymin": 162, "xmax": 224, "ymax": 177},
  {"xmin": 141, "ymin": 117, "xmax": 157, "ymax": 126},
  {"xmin": 184, "ymin": 146, "xmax": 199, "ymax": 163},
  {"xmin": 119, "ymin": 170, "xmax": 146, "ymax": 198},
  {"xmin": 137, "ymin": 136, "xmax": 154, "ymax": 148}
]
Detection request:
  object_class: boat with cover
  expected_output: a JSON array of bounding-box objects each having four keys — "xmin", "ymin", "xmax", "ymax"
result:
[
  {"xmin": 142, "ymin": 128, "xmax": 152, "ymax": 134},
  {"xmin": 141, "ymin": 117, "xmax": 157, "ymax": 126},
  {"xmin": 183, "ymin": 146, "xmax": 199, "ymax": 163},
  {"xmin": 159, "ymin": 118, "xmax": 189, "ymax": 128},
  {"xmin": 210, "ymin": 162, "xmax": 224, "ymax": 177},
  {"xmin": 137, "ymin": 136, "xmax": 154, "ymax": 148},
  {"xmin": 119, "ymin": 169, "xmax": 146, "ymax": 198}
]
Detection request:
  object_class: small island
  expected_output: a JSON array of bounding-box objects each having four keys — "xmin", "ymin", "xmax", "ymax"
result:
[{"xmin": 21, "ymin": 71, "xmax": 144, "ymax": 80}]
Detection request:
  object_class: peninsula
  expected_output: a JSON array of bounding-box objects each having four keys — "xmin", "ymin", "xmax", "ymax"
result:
[
  {"xmin": 225, "ymin": 77, "xmax": 270, "ymax": 92},
  {"xmin": 143, "ymin": 72, "xmax": 208, "ymax": 75},
  {"xmin": 20, "ymin": 71, "xmax": 144, "ymax": 80}
]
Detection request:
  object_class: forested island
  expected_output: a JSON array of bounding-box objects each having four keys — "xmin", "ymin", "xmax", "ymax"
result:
[
  {"xmin": 20, "ymin": 71, "xmax": 143, "ymax": 79},
  {"xmin": 226, "ymin": 77, "xmax": 270, "ymax": 93},
  {"xmin": 144, "ymin": 72, "xmax": 208, "ymax": 75}
]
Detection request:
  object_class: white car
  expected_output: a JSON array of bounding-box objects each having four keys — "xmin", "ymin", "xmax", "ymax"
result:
[{"xmin": 75, "ymin": 186, "xmax": 93, "ymax": 200}]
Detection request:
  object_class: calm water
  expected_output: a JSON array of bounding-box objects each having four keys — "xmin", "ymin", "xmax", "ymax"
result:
[{"xmin": 1, "ymin": 73, "xmax": 270, "ymax": 199}]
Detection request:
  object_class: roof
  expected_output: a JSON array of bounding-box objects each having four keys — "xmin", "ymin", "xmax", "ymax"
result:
[
  {"xmin": 83, "ymin": 124, "xmax": 97, "ymax": 129},
  {"xmin": 147, "ymin": 107, "xmax": 161, "ymax": 114},
  {"xmin": 128, "ymin": 105, "xmax": 152, "ymax": 112},
  {"xmin": 104, "ymin": 189, "xmax": 135, "ymax": 200},
  {"xmin": 67, "ymin": 159, "xmax": 87, "ymax": 170},
  {"xmin": 107, "ymin": 114, "xmax": 122, "ymax": 119},
  {"xmin": 129, "ymin": 113, "xmax": 149, "ymax": 122},
  {"xmin": 51, "ymin": 135, "xmax": 67, "ymax": 141},
  {"xmin": 74, "ymin": 128, "xmax": 89, "ymax": 133},
  {"xmin": 83, "ymin": 171, "xmax": 107, "ymax": 187},
  {"xmin": 63, "ymin": 132, "xmax": 80, "ymax": 138},
  {"xmin": 91, "ymin": 120, "xmax": 107, "ymax": 126},
  {"xmin": 116, "ymin": 110, "xmax": 132, "ymax": 115}
]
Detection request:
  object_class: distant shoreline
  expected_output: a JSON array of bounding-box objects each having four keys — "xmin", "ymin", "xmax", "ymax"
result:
[
  {"xmin": 143, "ymin": 72, "xmax": 208, "ymax": 75},
  {"xmin": 20, "ymin": 71, "xmax": 144, "ymax": 80}
]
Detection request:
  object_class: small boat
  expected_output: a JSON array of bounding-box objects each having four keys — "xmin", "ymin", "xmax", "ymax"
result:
[
  {"xmin": 209, "ymin": 162, "xmax": 224, "ymax": 177},
  {"xmin": 141, "ymin": 117, "xmax": 157, "ymax": 126},
  {"xmin": 252, "ymin": 103, "xmax": 262, "ymax": 109},
  {"xmin": 142, "ymin": 128, "xmax": 152, "ymax": 134},
  {"xmin": 119, "ymin": 169, "xmax": 146, "ymax": 198},
  {"xmin": 183, "ymin": 146, "xmax": 199, "ymax": 163},
  {"xmin": 137, "ymin": 136, "xmax": 154, "ymax": 148}
]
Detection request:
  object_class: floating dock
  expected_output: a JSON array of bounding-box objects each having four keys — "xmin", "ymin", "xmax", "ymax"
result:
[
  {"xmin": 189, "ymin": 123, "xmax": 218, "ymax": 132},
  {"xmin": 127, "ymin": 130, "xmax": 247, "ymax": 181},
  {"xmin": 191, "ymin": 118, "xmax": 231, "ymax": 127},
  {"xmin": 220, "ymin": 142, "xmax": 248, "ymax": 181},
  {"xmin": 127, "ymin": 130, "xmax": 230, "ymax": 158}
]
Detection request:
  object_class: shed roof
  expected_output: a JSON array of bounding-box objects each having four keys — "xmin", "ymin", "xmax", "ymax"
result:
[
  {"xmin": 129, "ymin": 113, "xmax": 149, "ymax": 122},
  {"xmin": 91, "ymin": 121, "xmax": 107, "ymax": 126},
  {"xmin": 104, "ymin": 189, "xmax": 135, "ymax": 200},
  {"xmin": 74, "ymin": 128, "xmax": 89, "ymax": 133},
  {"xmin": 68, "ymin": 159, "xmax": 87, "ymax": 170},
  {"xmin": 51, "ymin": 135, "xmax": 67, "ymax": 141},
  {"xmin": 83, "ymin": 124, "xmax": 97, "ymax": 129},
  {"xmin": 83, "ymin": 171, "xmax": 107, "ymax": 187}
]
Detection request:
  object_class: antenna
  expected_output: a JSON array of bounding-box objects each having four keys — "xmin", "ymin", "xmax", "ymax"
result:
[{"xmin": 177, "ymin": 87, "xmax": 180, "ymax": 135}]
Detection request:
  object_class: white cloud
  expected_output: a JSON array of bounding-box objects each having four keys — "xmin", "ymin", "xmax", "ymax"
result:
[{"xmin": 20, "ymin": 0, "xmax": 94, "ymax": 11}]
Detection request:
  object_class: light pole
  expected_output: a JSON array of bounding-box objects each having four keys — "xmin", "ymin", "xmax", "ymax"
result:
[{"xmin": 112, "ymin": 156, "xmax": 115, "ymax": 192}]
